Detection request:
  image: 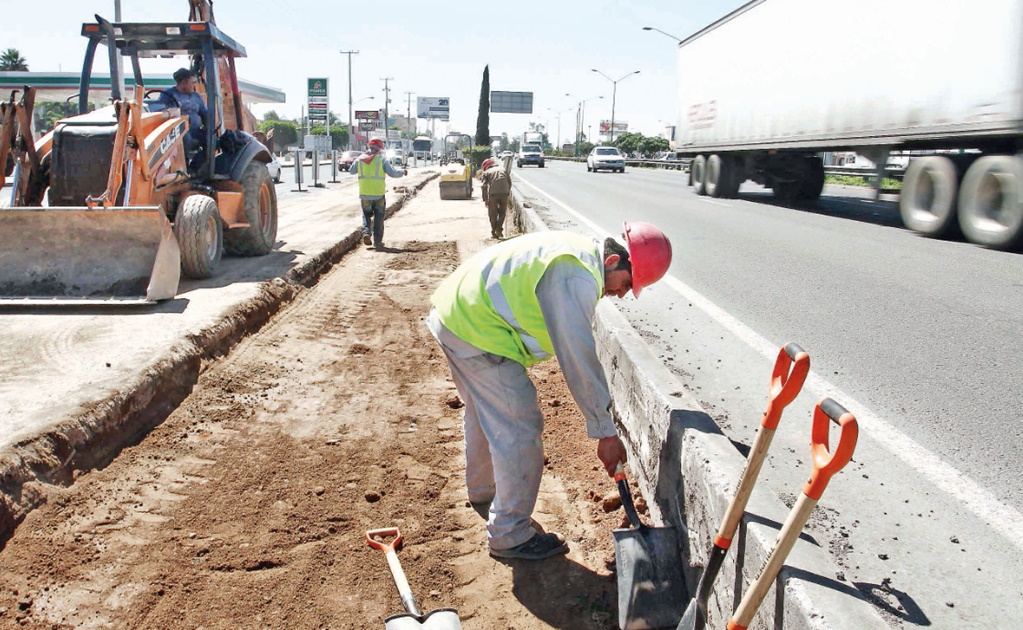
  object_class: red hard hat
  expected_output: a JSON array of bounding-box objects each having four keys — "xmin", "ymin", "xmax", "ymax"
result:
[
  {"xmin": 481, "ymin": 159, "xmax": 495, "ymax": 170},
  {"xmin": 623, "ymin": 221, "xmax": 672, "ymax": 297},
  {"xmin": 368, "ymin": 138, "xmax": 384, "ymax": 149}
]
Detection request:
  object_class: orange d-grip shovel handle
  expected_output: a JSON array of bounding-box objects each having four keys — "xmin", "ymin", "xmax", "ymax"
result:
[
  {"xmin": 804, "ymin": 398, "xmax": 859, "ymax": 500},
  {"xmin": 366, "ymin": 526, "xmax": 402, "ymax": 553},
  {"xmin": 762, "ymin": 343, "xmax": 810, "ymax": 430},
  {"xmin": 727, "ymin": 398, "xmax": 858, "ymax": 630}
]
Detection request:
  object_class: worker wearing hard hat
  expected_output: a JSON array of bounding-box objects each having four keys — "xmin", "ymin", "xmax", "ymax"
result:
[
  {"xmin": 350, "ymin": 137, "xmax": 406, "ymax": 249},
  {"xmin": 427, "ymin": 223, "xmax": 673, "ymax": 560}
]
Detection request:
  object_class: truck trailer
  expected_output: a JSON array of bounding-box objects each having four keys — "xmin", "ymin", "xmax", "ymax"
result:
[{"xmin": 675, "ymin": 0, "xmax": 1023, "ymax": 249}]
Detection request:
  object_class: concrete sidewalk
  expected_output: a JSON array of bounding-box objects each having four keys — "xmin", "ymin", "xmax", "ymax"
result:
[{"xmin": 0, "ymin": 170, "xmax": 437, "ymax": 538}]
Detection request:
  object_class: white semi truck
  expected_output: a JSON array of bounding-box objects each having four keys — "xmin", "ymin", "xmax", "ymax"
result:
[{"xmin": 675, "ymin": 0, "xmax": 1023, "ymax": 249}]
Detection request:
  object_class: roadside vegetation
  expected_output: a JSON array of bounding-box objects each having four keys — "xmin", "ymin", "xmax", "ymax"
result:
[{"xmin": 825, "ymin": 174, "xmax": 902, "ymax": 190}]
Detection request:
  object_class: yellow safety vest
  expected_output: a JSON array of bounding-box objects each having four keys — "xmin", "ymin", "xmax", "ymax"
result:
[
  {"xmin": 431, "ymin": 232, "xmax": 604, "ymax": 367},
  {"xmin": 357, "ymin": 155, "xmax": 386, "ymax": 196}
]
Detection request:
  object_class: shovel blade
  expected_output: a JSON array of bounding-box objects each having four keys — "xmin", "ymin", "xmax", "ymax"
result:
[
  {"xmin": 384, "ymin": 608, "xmax": 462, "ymax": 630},
  {"xmin": 676, "ymin": 598, "xmax": 698, "ymax": 630},
  {"xmin": 613, "ymin": 526, "xmax": 686, "ymax": 630}
]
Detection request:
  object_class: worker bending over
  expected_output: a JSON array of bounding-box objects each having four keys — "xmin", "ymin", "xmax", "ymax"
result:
[{"xmin": 427, "ymin": 223, "xmax": 672, "ymax": 560}]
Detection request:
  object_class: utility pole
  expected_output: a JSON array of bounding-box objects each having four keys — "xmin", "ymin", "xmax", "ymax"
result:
[
  {"xmin": 339, "ymin": 50, "xmax": 359, "ymax": 150},
  {"xmin": 381, "ymin": 77, "xmax": 394, "ymax": 146},
  {"xmin": 114, "ymin": 0, "xmax": 121, "ymax": 20},
  {"xmin": 404, "ymin": 91, "xmax": 415, "ymax": 138}
]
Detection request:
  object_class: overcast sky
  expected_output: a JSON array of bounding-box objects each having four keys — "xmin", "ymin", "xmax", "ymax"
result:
[{"xmin": 0, "ymin": 0, "xmax": 746, "ymax": 144}]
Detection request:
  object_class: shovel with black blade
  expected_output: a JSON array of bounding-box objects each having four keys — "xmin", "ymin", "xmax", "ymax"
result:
[
  {"xmin": 613, "ymin": 463, "xmax": 686, "ymax": 629},
  {"xmin": 677, "ymin": 343, "xmax": 810, "ymax": 630},
  {"xmin": 366, "ymin": 527, "xmax": 463, "ymax": 630}
]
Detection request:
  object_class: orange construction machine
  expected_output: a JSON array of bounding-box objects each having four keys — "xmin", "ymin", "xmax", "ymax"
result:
[{"xmin": 0, "ymin": 3, "xmax": 277, "ymax": 303}]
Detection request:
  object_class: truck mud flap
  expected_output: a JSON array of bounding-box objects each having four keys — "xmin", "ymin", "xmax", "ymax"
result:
[{"xmin": 0, "ymin": 206, "xmax": 180, "ymax": 304}]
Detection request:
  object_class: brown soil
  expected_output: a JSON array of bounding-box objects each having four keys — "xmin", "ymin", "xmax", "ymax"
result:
[{"xmin": 0, "ymin": 189, "xmax": 649, "ymax": 629}]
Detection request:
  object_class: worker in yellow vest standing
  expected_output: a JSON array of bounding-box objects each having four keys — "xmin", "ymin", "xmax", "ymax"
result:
[
  {"xmin": 426, "ymin": 223, "xmax": 673, "ymax": 560},
  {"xmin": 349, "ymin": 138, "xmax": 406, "ymax": 249}
]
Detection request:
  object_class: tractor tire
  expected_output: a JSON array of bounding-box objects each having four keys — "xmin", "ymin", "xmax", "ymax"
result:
[
  {"xmin": 225, "ymin": 161, "xmax": 278, "ymax": 256},
  {"xmin": 175, "ymin": 195, "xmax": 223, "ymax": 279}
]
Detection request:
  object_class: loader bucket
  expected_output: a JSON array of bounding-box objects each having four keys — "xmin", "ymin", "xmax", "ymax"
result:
[{"xmin": 0, "ymin": 206, "xmax": 180, "ymax": 304}]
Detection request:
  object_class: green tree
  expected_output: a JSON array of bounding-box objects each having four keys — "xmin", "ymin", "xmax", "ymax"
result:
[
  {"xmin": 261, "ymin": 110, "xmax": 281, "ymax": 122},
  {"xmin": 638, "ymin": 135, "xmax": 670, "ymax": 157},
  {"xmin": 475, "ymin": 65, "xmax": 490, "ymax": 147},
  {"xmin": 310, "ymin": 124, "xmax": 349, "ymax": 151},
  {"xmin": 612, "ymin": 132, "xmax": 643, "ymax": 156},
  {"xmin": 0, "ymin": 48, "xmax": 28, "ymax": 71}
]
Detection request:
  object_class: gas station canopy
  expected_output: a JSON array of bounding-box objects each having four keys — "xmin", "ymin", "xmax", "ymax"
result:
[{"xmin": 0, "ymin": 71, "xmax": 284, "ymax": 107}]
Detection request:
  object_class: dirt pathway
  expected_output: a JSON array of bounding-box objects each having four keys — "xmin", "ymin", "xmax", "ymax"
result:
[{"xmin": 0, "ymin": 183, "xmax": 643, "ymax": 629}]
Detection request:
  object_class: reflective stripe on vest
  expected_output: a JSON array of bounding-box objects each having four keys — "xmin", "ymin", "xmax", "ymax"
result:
[
  {"xmin": 358, "ymin": 155, "xmax": 386, "ymax": 196},
  {"xmin": 431, "ymin": 232, "xmax": 604, "ymax": 367}
]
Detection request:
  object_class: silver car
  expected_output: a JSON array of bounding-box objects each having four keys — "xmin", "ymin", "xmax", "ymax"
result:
[{"xmin": 587, "ymin": 146, "xmax": 625, "ymax": 173}]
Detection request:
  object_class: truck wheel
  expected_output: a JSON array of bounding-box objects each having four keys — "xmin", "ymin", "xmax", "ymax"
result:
[
  {"xmin": 797, "ymin": 156, "xmax": 825, "ymax": 201},
  {"xmin": 900, "ymin": 156, "xmax": 959, "ymax": 238},
  {"xmin": 706, "ymin": 154, "xmax": 735, "ymax": 198},
  {"xmin": 225, "ymin": 161, "xmax": 278, "ymax": 256},
  {"xmin": 175, "ymin": 195, "xmax": 223, "ymax": 279},
  {"xmin": 692, "ymin": 155, "xmax": 707, "ymax": 195},
  {"xmin": 773, "ymin": 180, "xmax": 800, "ymax": 203},
  {"xmin": 957, "ymin": 155, "xmax": 1023, "ymax": 250}
]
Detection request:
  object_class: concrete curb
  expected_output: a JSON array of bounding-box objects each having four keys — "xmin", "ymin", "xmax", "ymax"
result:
[
  {"xmin": 511, "ymin": 186, "xmax": 887, "ymax": 629},
  {"xmin": 0, "ymin": 173, "xmax": 438, "ymax": 543}
]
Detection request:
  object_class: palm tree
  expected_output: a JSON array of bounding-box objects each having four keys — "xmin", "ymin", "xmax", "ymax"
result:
[{"xmin": 0, "ymin": 48, "xmax": 28, "ymax": 71}]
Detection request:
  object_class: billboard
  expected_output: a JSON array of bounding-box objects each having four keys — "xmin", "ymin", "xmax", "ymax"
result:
[
  {"xmin": 355, "ymin": 110, "xmax": 380, "ymax": 120},
  {"xmin": 417, "ymin": 97, "xmax": 450, "ymax": 120},
  {"xmin": 490, "ymin": 91, "xmax": 533, "ymax": 114},
  {"xmin": 599, "ymin": 120, "xmax": 629, "ymax": 133},
  {"xmin": 308, "ymin": 78, "xmax": 328, "ymax": 122}
]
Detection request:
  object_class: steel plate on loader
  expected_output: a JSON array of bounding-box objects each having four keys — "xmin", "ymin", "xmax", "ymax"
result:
[{"xmin": 0, "ymin": 206, "xmax": 180, "ymax": 304}]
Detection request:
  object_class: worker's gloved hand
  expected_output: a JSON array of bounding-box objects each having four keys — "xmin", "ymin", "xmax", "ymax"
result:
[{"xmin": 597, "ymin": 435, "xmax": 627, "ymax": 477}]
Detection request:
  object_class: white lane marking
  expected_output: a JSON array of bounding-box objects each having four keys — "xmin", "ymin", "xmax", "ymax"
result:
[
  {"xmin": 702, "ymin": 199, "xmax": 732, "ymax": 207},
  {"xmin": 515, "ymin": 175, "xmax": 1023, "ymax": 552}
]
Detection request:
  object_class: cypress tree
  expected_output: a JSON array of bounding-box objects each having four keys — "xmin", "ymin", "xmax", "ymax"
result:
[{"xmin": 475, "ymin": 65, "xmax": 490, "ymax": 147}]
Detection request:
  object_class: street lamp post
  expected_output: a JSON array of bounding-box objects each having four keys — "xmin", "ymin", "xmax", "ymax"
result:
[
  {"xmin": 591, "ymin": 69, "xmax": 641, "ymax": 144},
  {"xmin": 641, "ymin": 26, "xmax": 684, "ymax": 44},
  {"xmin": 339, "ymin": 50, "xmax": 359, "ymax": 150}
]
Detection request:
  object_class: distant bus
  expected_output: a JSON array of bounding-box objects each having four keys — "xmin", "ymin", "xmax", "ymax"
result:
[{"xmin": 413, "ymin": 136, "xmax": 433, "ymax": 162}]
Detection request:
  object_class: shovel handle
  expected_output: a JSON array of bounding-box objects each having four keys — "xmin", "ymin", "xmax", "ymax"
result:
[
  {"xmin": 366, "ymin": 527, "xmax": 402, "ymax": 553},
  {"xmin": 366, "ymin": 527, "xmax": 421, "ymax": 617},
  {"xmin": 805, "ymin": 398, "xmax": 858, "ymax": 501},
  {"xmin": 762, "ymin": 343, "xmax": 809, "ymax": 430},
  {"xmin": 717, "ymin": 344, "xmax": 809, "ymax": 543},
  {"xmin": 614, "ymin": 462, "xmax": 643, "ymax": 529}
]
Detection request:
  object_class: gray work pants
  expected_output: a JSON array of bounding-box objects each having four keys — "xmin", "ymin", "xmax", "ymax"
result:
[
  {"xmin": 436, "ymin": 343, "xmax": 544, "ymax": 551},
  {"xmin": 360, "ymin": 197, "xmax": 386, "ymax": 246}
]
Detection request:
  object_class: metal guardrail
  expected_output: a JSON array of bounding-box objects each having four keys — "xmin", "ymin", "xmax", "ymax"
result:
[{"xmin": 544, "ymin": 155, "xmax": 905, "ymax": 180}]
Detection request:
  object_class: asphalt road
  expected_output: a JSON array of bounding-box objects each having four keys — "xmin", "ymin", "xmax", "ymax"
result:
[{"xmin": 513, "ymin": 159, "xmax": 1023, "ymax": 628}]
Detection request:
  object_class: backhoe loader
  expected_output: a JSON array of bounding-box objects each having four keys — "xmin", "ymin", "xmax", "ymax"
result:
[{"xmin": 0, "ymin": 3, "xmax": 277, "ymax": 303}]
